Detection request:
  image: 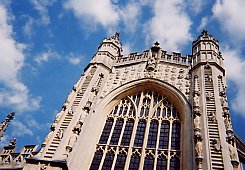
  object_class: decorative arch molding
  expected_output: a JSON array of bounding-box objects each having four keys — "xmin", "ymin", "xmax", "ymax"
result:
[{"xmin": 88, "ymin": 78, "xmax": 193, "ymax": 170}]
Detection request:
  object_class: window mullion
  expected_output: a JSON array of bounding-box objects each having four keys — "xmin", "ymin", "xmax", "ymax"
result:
[{"xmin": 167, "ymin": 118, "xmax": 173, "ymax": 170}]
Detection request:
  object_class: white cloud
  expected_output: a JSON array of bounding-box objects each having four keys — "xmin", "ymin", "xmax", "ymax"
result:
[
  {"xmin": 212, "ymin": 0, "xmax": 245, "ymax": 41},
  {"xmin": 29, "ymin": 0, "xmax": 56, "ymax": 25},
  {"xmin": 35, "ymin": 50, "xmax": 59, "ymax": 64},
  {"xmin": 23, "ymin": 16, "xmax": 34, "ymax": 38},
  {"xmin": 64, "ymin": 0, "xmax": 119, "ymax": 28},
  {"xmin": 11, "ymin": 120, "xmax": 33, "ymax": 137},
  {"xmin": 186, "ymin": 0, "xmax": 204, "ymax": 14},
  {"xmin": 120, "ymin": 3, "xmax": 141, "ymax": 33},
  {"xmin": 0, "ymin": 4, "xmax": 40, "ymax": 112},
  {"xmin": 144, "ymin": 0, "xmax": 192, "ymax": 52},
  {"xmin": 197, "ymin": 17, "xmax": 208, "ymax": 31},
  {"xmin": 222, "ymin": 46, "xmax": 245, "ymax": 117},
  {"xmin": 67, "ymin": 56, "xmax": 81, "ymax": 65}
]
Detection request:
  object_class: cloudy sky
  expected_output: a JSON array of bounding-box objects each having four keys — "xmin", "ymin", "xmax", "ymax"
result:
[{"xmin": 0, "ymin": 0, "xmax": 245, "ymax": 149}]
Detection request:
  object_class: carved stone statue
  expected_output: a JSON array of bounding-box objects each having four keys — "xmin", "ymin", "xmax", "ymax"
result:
[
  {"xmin": 146, "ymin": 56, "xmax": 157, "ymax": 71},
  {"xmin": 68, "ymin": 105, "xmax": 75, "ymax": 115},
  {"xmin": 66, "ymin": 133, "xmax": 78, "ymax": 153},
  {"xmin": 221, "ymin": 96, "xmax": 228, "ymax": 108},
  {"xmin": 73, "ymin": 121, "xmax": 83, "ymax": 135},
  {"xmin": 206, "ymin": 91, "xmax": 214, "ymax": 100},
  {"xmin": 208, "ymin": 111, "xmax": 216, "ymax": 122},
  {"xmin": 194, "ymin": 115, "xmax": 201, "ymax": 130},
  {"xmin": 193, "ymin": 95, "xmax": 200, "ymax": 107},
  {"xmin": 228, "ymin": 142, "xmax": 237, "ymax": 161},
  {"xmin": 212, "ymin": 139, "xmax": 222, "ymax": 151},
  {"xmin": 224, "ymin": 117, "xmax": 232, "ymax": 131},
  {"xmin": 195, "ymin": 140, "xmax": 202, "ymax": 158},
  {"xmin": 56, "ymin": 129, "xmax": 64, "ymax": 139}
]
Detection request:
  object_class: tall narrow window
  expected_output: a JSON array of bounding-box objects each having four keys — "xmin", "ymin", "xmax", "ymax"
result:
[
  {"xmin": 114, "ymin": 151, "xmax": 127, "ymax": 170},
  {"xmin": 101, "ymin": 150, "xmax": 115, "ymax": 170},
  {"xmin": 110, "ymin": 119, "xmax": 124, "ymax": 145},
  {"xmin": 99, "ymin": 118, "xmax": 114, "ymax": 144},
  {"xmin": 171, "ymin": 121, "xmax": 181, "ymax": 150},
  {"xmin": 159, "ymin": 121, "xmax": 170, "ymax": 149},
  {"xmin": 143, "ymin": 154, "xmax": 154, "ymax": 170},
  {"xmin": 157, "ymin": 154, "xmax": 167, "ymax": 170},
  {"xmin": 147, "ymin": 120, "xmax": 159, "ymax": 148},
  {"xmin": 121, "ymin": 119, "xmax": 134, "ymax": 146},
  {"xmin": 129, "ymin": 152, "xmax": 140, "ymax": 170},
  {"xmin": 90, "ymin": 149, "xmax": 103, "ymax": 170},
  {"xmin": 170, "ymin": 156, "xmax": 180, "ymax": 170},
  {"xmin": 134, "ymin": 120, "xmax": 146, "ymax": 147}
]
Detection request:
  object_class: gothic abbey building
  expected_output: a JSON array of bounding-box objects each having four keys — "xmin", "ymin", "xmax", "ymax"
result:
[{"xmin": 0, "ymin": 31, "xmax": 244, "ymax": 169}]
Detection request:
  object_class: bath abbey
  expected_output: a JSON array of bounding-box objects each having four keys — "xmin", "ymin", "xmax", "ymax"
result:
[{"xmin": 0, "ymin": 31, "xmax": 244, "ymax": 169}]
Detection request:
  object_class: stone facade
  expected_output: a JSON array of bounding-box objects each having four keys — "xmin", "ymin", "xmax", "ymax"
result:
[{"xmin": 0, "ymin": 31, "xmax": 244, "ymax": 169}]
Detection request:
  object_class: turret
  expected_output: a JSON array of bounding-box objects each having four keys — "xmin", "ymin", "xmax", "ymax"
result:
[
  {"xmin": 91, "ymin": 32, "xmax": 122, "ymax": 69},
  {"xmin": 192, "ymin": 30, "xmax": 224, "ymax": 69}
]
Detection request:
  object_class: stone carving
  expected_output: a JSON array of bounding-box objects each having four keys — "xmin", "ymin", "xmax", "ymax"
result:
[
  {"xmin": 194, "ymin": 115, "xmax": 201, "ymax": 130},
  {"xmin": 73, "ymin": 120, "xmax": 83, "ymax": 135},
  {"xmin": 221, "ymin": 96, "xmax": 228, "ymax": 108},
  {"xmin": 206, "ymin": 91, "xmax": 214, "ymax": 100},
  {"xmin": 66, "ymin": 133, "xmax": 78, "ymax": 153},
  {"xmin": 171, "ymin": 67, "xmax": 176, "ymax": 73},
  {"xmin": 206, "ymin": 74, "xmax": 213, "ymax": 82},
  {"xmin": 84, "ymin": 91, "xmax": 95, "ymax": 112},
  {"xmin": 165, "ymin": 66, "xmax": 170, "ymax": 72},
  {"xmin": 195, "ymin": 140, "xmax": 203, "ymax": 158},
  {"xmin": 178, "ymin": 74, "xmax": 184, "ymax": 79},
  {"xmin": 56, "ymin": 129, "xmax": 64, "ymax": 139},
  {"xmin": 193, "ymin": 95, "xmax": 200, "ymax": 107},
  {"xmin": 224, "ymin": 117, "xmax": 232, "ymax": 131},
  {"xmin": 228, "ymin": 142, "xmax": 238, "ymax": 161},
  {"xmin": 212, "ymin": 139, "xmax": 222, "ymax": 151},
  {"xmin": 68, "ymin": 105, "xmax": 75, "ymax": 115},
  {"xmin": 146, "ymin": 56, "xmax": 157, "ymax": 71},
  {"xmin": 208, "ymin": 111, "xmax": 216, "ymax": 122},
  {"xmin": 51, "ymin": 111, "xmax": 64, "ymax": 131},
  {"xmin": 40, "ymin": 164, "xmax": 47, "ymax": 170},
  {"xmin": 9, "ymin": 138, "xmax": 16, "ymax": 146}
]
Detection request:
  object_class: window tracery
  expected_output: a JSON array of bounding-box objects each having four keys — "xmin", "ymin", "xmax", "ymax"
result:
[{"xmin": 90, "ymin": 90, "xmax": 181, "ymax": 170}]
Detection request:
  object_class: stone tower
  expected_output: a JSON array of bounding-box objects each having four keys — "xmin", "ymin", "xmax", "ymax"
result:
[{"xmin": 1, "ymin": 31, "xmax": 244, "ymax": 170}]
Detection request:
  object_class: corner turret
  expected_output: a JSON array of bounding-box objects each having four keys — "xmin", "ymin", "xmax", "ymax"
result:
[
  {"xmin": 192, "ymin": 30, "xmax": 224, "ymax": 70},
  {"xmin": 91, "ymin": 32, "xmax": 122, "ymax": 69}
]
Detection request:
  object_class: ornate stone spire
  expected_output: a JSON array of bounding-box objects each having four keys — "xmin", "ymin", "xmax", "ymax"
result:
[{"xmin": 0, "ymin": 112, "xmax": 15, "ymax": 141}]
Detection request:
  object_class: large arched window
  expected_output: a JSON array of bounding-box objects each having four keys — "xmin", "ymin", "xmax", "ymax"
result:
[{"xmin": 90, "ymin": 90, "xmax": 181, "ymax": 169}]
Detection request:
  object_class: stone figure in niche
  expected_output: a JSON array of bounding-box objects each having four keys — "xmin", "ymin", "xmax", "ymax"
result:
[
  {"xmin": 206, "ymin": 91, "xmax": 214, "ymax": 100},
  {"xmin": 228, "ymin": 142, "xmax": 237, "ymax": 161},
  {"xmin": 56, "ymin": 129, "xmax": 64, "ymax": 139},
  {"xmin": 51, "ymin": 111, "xmax": 63, "ymax": 130},
  {"xmin": 206, "ymin": 74, "xmax": 213, "ymax": 83},
  {"xmin": 208, "ymin": 111, "xmax": 216, "ymax": 122},
  {"xmin": 221, "ymin": 96, "xmax": 229, "ymax": 108},
  {"xmin": 194, "ymin": 115, "xmax": 201, "ymax": 130},
  {"xmin": 84, "ymin": 91, "xmax": 95, "ymax": 111},
  {"xmin": 193, "ymin": 94, "xmax": 200, "ymax": 107},
  {"xmin": 212, "ymin": 139, "xmax": 222, "ymax": 151},
  {"xmin": 68, "ymin": 105, "xmax": 75, "ymax": 115},
  {"xmin": 62, "ymin": 99, "xmax": 69, "ymax": 110},
  {"xmin": 224, "ymin": 117, "xmax": 232, "ymax": 131},
  {"xmin": 195, "ymin": 140, "xmax": 202, "ymax": 158},
  {"xmin": 73, "ymin": 120, "xmax": 83, "ymax": 135},
  {"xmin": 146, "ymin": 55, "xmax": 157, "ymax": 71}
]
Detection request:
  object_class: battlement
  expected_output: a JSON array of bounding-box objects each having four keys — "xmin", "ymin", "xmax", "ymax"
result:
[{"xmin": 115, "ymin": 50, "xmax": 192, "ymax": 66}]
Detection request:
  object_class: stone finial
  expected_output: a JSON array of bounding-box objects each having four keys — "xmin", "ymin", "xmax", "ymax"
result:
[
  {"xmin": 8, "ymin": 138, "xmax": 16, "ymax": 146},
  {"xmin": 112, "ymin": 32, "xmax": 120, "ymax": 41},
  {"xmin": 201, "ymin": 29, "xmax": 208, "ymax": 36}
]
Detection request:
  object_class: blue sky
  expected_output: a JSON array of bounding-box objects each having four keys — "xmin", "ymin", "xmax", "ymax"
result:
[{"xmin": 0, "ymin": 0, "xmax": 245, "ymax": 150}]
